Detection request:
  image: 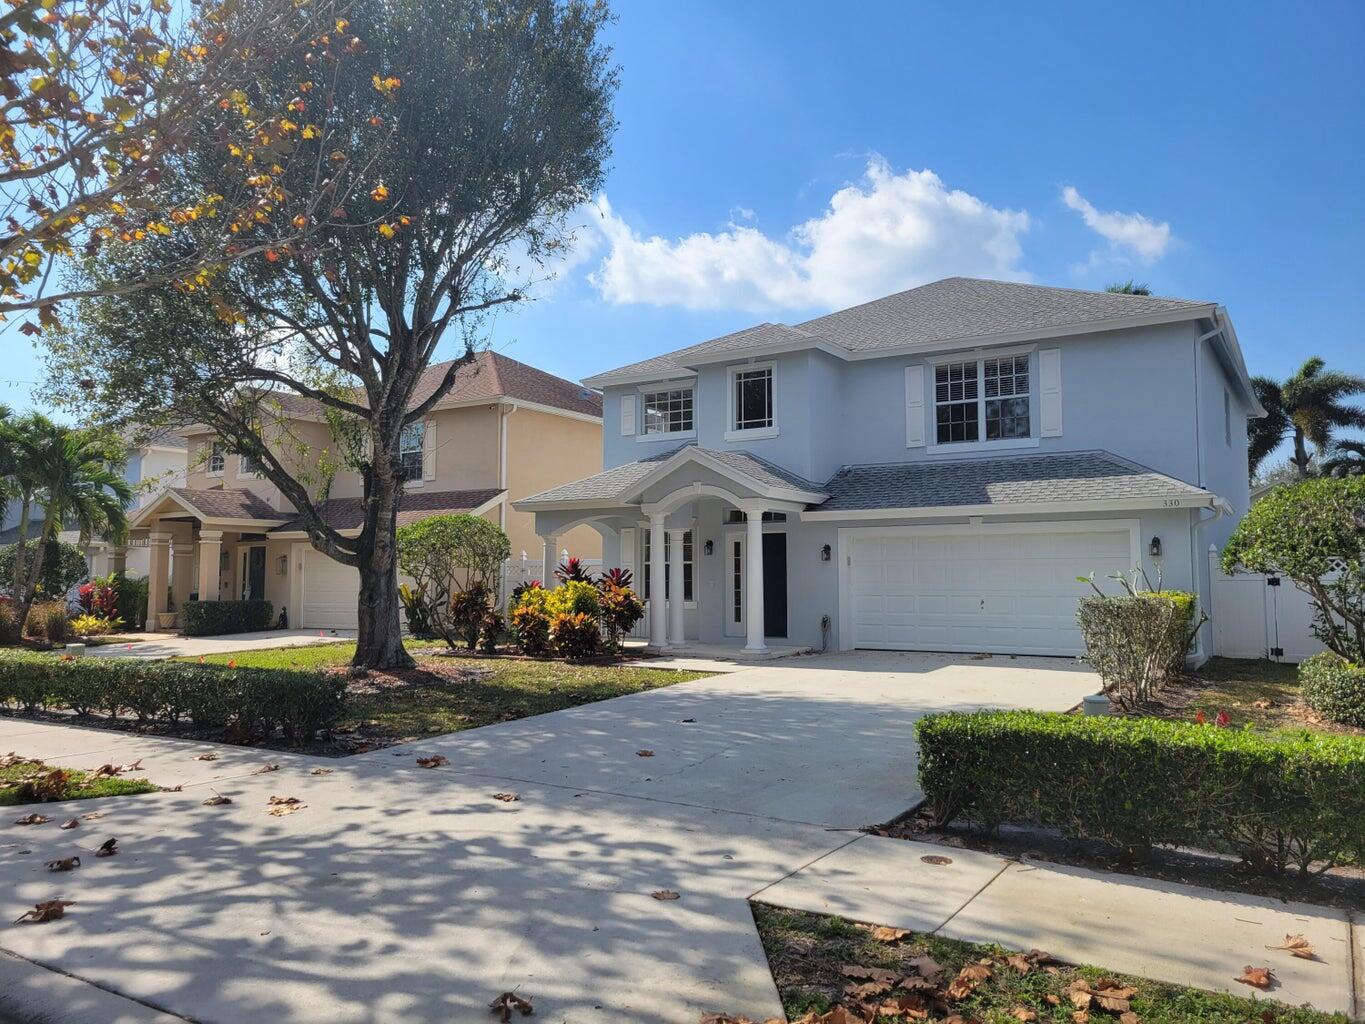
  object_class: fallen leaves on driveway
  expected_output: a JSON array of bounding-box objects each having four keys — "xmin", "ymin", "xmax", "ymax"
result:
[
  {"xmin": 14, "ymin": 812, "xmax": 51, "ymax": 825},
  {"xmin": 492, "ymin": 792, "xmax": 520, "ymax": 802},
  {"xmin": 635, "ymin": 749, "xmax": 654, "ymax": 757},
  {"xmin": 202, "ymin": 793, "xmax": 232, "ymax": 806},
  {"xmin": 1236, "ymin": 965, "xmax": 1275, "ymax": 990},
  {"xmin": 194, "ymin": 753, "xmax": 218, "ymax": 761},
  {"xmin": 46, "ymin": 856, "xmax": 80, "ymax": 872},
  {"xmin": 252, "ymin": 763, "xmax": 282, "ymax": 775},
  {"xmin": 91, "ymin": 758, "xmax": 142, "ymax": 777},
  {"xmin": 650, "ymin": 889, "xmax": 680, "ymax": 901},
  {"xmin": 919, "ymin": 854, "xmax": 953, "ymax": 866},
  {"xmin": 416, "ymin": 754, "xmax": 449, "ymax": 768},
  {"xmin": 488, "ymin": 990, "xmax": 533, "ymax": 1020},
  {"xmin": 266, "ymin": 796, "xmax": 304, "ymax": 816},
  {"xmin": 1266, "ymin": 934, "xmax": 1316, "ymax": 960},
  {"xmin": 311, "ymin": 768, "xmax": 334, "ymax": 776},
  {"xmin": 95, "ymin": 838, "xmax": 118, "ymax": 857},
  {"xmin": 15, "ymin": 899, "xmax": 75, "ymax": 924},
  {"xmin": 59, "ymin": 818, "xmax": 79, "ymax": 830}
]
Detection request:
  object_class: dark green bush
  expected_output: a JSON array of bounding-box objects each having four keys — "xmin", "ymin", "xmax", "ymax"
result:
[
  {"xmin": 916, "ymin": 710, "xmax": 1365, "ymax": 875},
  {"xmin": 1300, "ymin": 652, "xmax": 1365, "ymax": 727},
  {"xmin": 24, "ymin": 600, "xmax": 71, "ymax": 645},
  {"xmin": 0, "ymin": 539, "xmax": 88, "ymax": 598},
  {"xmin": 0, "ymin": 649, "xmax": 345, "ymax": 741},
  {"xmin": 180, "ymin": 599, "xmax": 273, "ymax": 637},
  {"xmin": 112, "ymin": 573, "xmax": 149, "ymax": 631}
]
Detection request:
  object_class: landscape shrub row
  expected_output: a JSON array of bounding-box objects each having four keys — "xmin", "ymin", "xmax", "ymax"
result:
[
  {"xmin": 0, "ymin": 649, "xmax": 345, "ymax": 741},
  {"xmin": 1076, "ymin": 589, "xmax": 1197, "ymax": 708},
  {"xmin": 916, "ymin": 710, "xmax": 1365, "ymax": 876},
  {"xmin": 180, "ymin": 599, "xmax": 274, "ymax": 637},
  {"xmin": 1299, "ymin": 652, "xmax": 1365, "ymax": 727}
]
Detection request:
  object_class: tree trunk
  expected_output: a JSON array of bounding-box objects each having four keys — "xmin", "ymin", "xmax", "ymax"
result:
[
  {"xmin": 1292, "ymin": 429, "xmax": 1311, "ymax": 478},
  {"xmin": 14, "ymin": 520, "xmax": 53, "ymax": 639},
  {"xmin": 351, "ymin": 468, "xmax": 414, "ymax": 670}
]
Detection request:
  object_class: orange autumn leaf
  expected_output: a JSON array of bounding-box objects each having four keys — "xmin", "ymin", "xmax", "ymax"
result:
[{"xmin": 370, "ymin": 183, "xmax": 389, "ymax": 202}]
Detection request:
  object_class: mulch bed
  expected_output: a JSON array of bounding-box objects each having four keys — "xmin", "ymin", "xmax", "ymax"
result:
[
  {"xmin": 871, "ymin": 807, "xmax": 1365, "ymax": 912},
  {"xmin": 1122, "ymin": 674, "xmax": 1364, "ymax": 736}
]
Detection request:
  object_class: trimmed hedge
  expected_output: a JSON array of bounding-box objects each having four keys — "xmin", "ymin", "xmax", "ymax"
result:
[
  {"xmin": 180, "ymin": 599, "xmax": 273, "ymax": 637},
  {"xmin": 916, "ymin": 710, "xmax": 1365, "ymax": 875},
  {"xmin": 0, "ymin": 649, "xmax": 345, "ymax": 741},
  {"xmin": 1300, "ymin": 652, "xmax": 1365, "ymax": 727},
  {"xmin": 1076, "ymin": 591, "xmax": 1197, "ymax": 708}
]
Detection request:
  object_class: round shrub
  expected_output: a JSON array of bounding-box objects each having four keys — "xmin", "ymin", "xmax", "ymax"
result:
[
  {"xmin": 551, "ymin": 611, "xmax": 600, "ymax": 659},
  {"xmin": 510, "ymin": 605, "xmax": 551, "ymax": 656},
  {"xmin": 1300, "ymin": 652, "xmax": 1365, "ymax": 727}
]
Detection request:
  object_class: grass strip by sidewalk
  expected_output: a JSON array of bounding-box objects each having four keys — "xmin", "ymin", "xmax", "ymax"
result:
[
  {"xmin": 750, "ymin": 903, "xmax": 1348, "ymax": 1024},
  {"xmin": 1, "ymin": 757, "xmax": 159, "ymax": 807}
]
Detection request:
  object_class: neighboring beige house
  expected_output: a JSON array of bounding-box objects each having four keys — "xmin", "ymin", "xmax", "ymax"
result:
[
  {"xmin": 86, "ymin": 430, "xmax": 189, "ymax": 579},
  {"xmin": 120, "ymin": 353, "xmax": 603, "ymax": 630}
]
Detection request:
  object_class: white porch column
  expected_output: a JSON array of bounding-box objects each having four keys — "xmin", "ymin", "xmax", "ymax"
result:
[
  {"xmin": 667, "ymin": 528, "xmax": 687, "ymax": 647},
  {"xmin": 744, "ymin": 510, "xmax": 767, "ymax": 653},
  {"xmin": 647, "ymin": 513, "xmax": 668, "ymax": 648},
  {"xmin": 171, "ymin": 543, "xmax": 194, "ymax": 611},
  {"xmin": 197, "ymin": 530, "xmax": 223, "ymax": 602},
  {"xmin": 540, "ymin": 534, "xmax": 558, "ymax": 588},
  {"xmin": 108, "ymin": 546, "xmax": 127, "ymax": 576}
]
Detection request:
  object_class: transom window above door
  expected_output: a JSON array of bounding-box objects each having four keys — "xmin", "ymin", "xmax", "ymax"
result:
[
  {"xmin": 641, "ymin": 387, "xmax": 693, "ymax": 435},
  {"xmin": 934, "ymin": 354, "xmax": 1031, "ymax": 444},
  {"xmin": 730, "ymin": 364, "xmax": 774, "ymax": 433}
]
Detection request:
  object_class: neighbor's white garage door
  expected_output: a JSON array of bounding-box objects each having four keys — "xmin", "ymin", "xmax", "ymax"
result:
[
  {"xmin": 300, "ymin": 547, "xmax": 360, "ymax": 630},
  {"xmin": 847, "ymin": 527, "xmax": 1133, "ymax": 656}
]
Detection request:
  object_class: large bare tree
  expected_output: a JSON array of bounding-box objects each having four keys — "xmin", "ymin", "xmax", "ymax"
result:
[{"xmin": 46, "ymin": 0, "xmax": 616, "ymax": 667}]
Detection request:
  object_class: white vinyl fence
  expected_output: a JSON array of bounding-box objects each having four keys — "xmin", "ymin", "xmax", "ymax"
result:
[
  {"xmin": 1208, "ymin": 547, "xmax": 1328, "ymax": 663},
  {"xmin": 498, "ymin": 553, "xmax": 603, "ymax": 609}
]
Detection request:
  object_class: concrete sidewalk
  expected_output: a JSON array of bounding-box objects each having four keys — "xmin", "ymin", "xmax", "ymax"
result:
[{"xmin": 756, "ymin": 834, "xmax": 1361, "ymax": 1019}]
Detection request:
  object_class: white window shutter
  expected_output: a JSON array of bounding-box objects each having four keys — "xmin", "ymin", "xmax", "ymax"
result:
[
  {"xmin": 904, "ymin": 365, "xmax": 926, "ymax": 448},
  {"xmin": 620, "ymin": 394, "xmax": 636, "ymax": 436},
  {"xmin": 618, "ymin": 527, "xmax": 635, "ymax": 577},
  {"xmin": 423, "ymin": 418, "xmax": 437, "ymax": 480},
  {"xmin": 1039, "ymin": 348, "xmax": 1062, "ymax": 437}
]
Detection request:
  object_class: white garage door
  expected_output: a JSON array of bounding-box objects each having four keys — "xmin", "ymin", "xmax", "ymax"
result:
[
  {"xmin": 300, "ymin": 548, "xmax": 360, "ymax": 630},
  {"xmin": 847, "ymin": 526, "xmax": 1133, "ymax": 656}
]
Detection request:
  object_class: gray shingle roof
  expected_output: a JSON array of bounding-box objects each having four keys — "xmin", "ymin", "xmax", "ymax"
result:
[
  {"xmin": 519, "ymin": 444, "xmax": 825, "ymax": 505},
  {"xmin": 272, "ymin": 488, "xmax": 504, "ymax": 533},
  {"xmin": 817, "ymin": 451, "xmax": 1208, "ymax": 512},
  {"xmin": 588, "ymin": 277, "xmax": 1211, "ymax": 382}
]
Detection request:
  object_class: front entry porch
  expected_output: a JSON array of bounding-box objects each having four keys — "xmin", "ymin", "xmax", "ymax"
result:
[{"xmin": 515, "ymin": 445, "xmax": 832, "ymax": 655}]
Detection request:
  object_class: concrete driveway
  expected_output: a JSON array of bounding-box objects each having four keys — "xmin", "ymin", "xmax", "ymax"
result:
[
  {"xmin": 0, "ymin": 651, "xmax": 1097, "ymax": 1024},
  {"xmin": 86, "ymin": 629, "xmax": 357, "ymax": 660}
]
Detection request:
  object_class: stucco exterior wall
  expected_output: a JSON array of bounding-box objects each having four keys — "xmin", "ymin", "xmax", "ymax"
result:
[{"xmin": 503, "ymin": 407, "xmax": 602, "ymax": 561}]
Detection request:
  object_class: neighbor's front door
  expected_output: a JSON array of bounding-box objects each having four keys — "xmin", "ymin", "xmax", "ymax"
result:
[
  {"xmin": 241, "ymin": 546, "xmax": 267, "ymax": 601},
  {"xmin": 723, "ymin": 531, "xmax": 789, "ymax": 640}
]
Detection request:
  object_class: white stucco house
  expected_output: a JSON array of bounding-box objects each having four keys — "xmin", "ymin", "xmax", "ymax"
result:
[{"xmin": 516, "ymin": 277, "xmax": 1263, "ymax": 661}]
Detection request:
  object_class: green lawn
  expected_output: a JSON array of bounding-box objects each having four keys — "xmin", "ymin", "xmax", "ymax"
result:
[
  {"xmin": 1, "ymin": 757, "xmax": 159, "ymax": 807},
  {"xmin": 752, "ymin": 904, "xmax": 1348, "ymax": 1024},
  {"xmin": 185, "ymin": 642, "xmax": 710, "ymax": 741}
]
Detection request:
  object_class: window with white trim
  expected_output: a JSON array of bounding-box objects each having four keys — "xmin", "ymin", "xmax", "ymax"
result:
[
  {"xmin": 399, "ymin": 421, "xmax": 425, "ymax": 480},
  {"xmin": 641, "ymin": 387, "xmax": 693, "ymax": 435},
  {"xmin": 732, "ymin": 366, "xmax": 773, "ymax": 431},
  {"xmin": 934, "ymin": 356, "xmax": 1031, "ymax": 444},
  {"xmin": 642, "ymin": 530, "xmax": 693, "ymax": 603},
  {"xmin": 239, "ymin": 451, "xmax": 263, "ymax": 476},
  {"xmin": 934, "ymin": 360, "xmax": 979, "ymax": 443},
  {"xmin": 207, "ymin": 442, "xmax": 225, "ymax": 475},
  {"xmin": 984, "ymin": 355, "xmax": 1030, "ymax": 439}
]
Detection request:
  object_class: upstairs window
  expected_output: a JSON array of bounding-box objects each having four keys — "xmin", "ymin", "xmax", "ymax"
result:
[
  {"xmin": 641, "ymin": 387, "xmax": 694, "ymax": 435},
  {"xmin": 239, "ymin": 451, "xmax": 263, "ymax": 476},
  {"xmin": 207, "ymin": 442, "xmax": 225, "ymax": 475},
  {"xmin": 934, "ymin": 355, "xmax": 1031, "ymax": 444},
  {"xmin": 731, "ymin": 366, "xmax": 773, "ymax": 432},
  {"xmin": 399, "ymin": 421, "xmax": 425, "ymax": 480},
  {"xmin": 984, "ymin": 355, "xmax": 1030, "ymax": 439},
  {"xmin": 935, "ymin": 361, "xmax": 979, "ymax": 443}
]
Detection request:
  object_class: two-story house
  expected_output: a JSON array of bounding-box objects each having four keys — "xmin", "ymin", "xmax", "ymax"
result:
[
  {"xmin": 121, "ymin": 352, "xmax": 603, "ymax": 630},
  {"xmin": 517, "ymin": 278, "xmax": 1263, "ymax": 660},
  {"xmin": 84, "ymin": 429, "xmax": 189, "ymax": 579}
]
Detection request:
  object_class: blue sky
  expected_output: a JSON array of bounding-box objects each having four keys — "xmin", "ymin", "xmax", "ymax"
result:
[{"xmin": 6, "ymin": 0, "xmax": 1362, "ymax": 427}]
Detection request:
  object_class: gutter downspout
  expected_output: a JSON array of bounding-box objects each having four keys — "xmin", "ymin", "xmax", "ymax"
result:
[
  {"xmin": 1192, "ymin": 319, "xmax": 1223, "ymax": 489},
  {"xmin": 1190, "ymin": 497, "xmax": 1231, "ymax": 665},
  {"xmin": 498, "ymin": 402, "xmax": 519, "ymax": 531}
]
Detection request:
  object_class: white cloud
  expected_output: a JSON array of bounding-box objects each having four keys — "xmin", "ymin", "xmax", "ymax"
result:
[
  {"xmin": 586, "ymin": 159, "xmax": 1031, "ymax": 312},
  {"xmin": 1060, "ymin": 185, "xmax": 1173, "ymax": 264}
]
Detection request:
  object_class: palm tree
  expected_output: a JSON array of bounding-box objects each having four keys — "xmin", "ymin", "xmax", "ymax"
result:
[
  {"xmin": 11, "ymin": 418, "xmax": 132, "ymax": 634},
  {"xmin": 1105, "ymin": 280, "xmax": 1151, "ymax": 295},
  {"xmin": 1248, "ymin": 357, "xmax": 1365, "ymax": 480},
  {"xmin": 1321, "ymin": 438, "xmax": 1365, "ymax": 477}
]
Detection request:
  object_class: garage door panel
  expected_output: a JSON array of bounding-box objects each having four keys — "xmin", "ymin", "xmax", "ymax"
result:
[
  {"xmin": 847, "ymin": 527, "xmax": 1132, "ymax": 656},
  {"xmin": 301, "ymin": 549, "xmax": 360, "ymax": 630}
]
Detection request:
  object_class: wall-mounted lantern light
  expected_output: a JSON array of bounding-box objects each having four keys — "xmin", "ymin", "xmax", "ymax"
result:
[
  {"xmin": 1149, "ymin": 536, "xmax": 1162, "ymax": 558},
  {"xmin": 703, "ymin": 539, "xmax": 714, "ymax": 556},
  {"xmin": 820, "ymin": 543, "xmax": 832, "ymax": 562}
]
